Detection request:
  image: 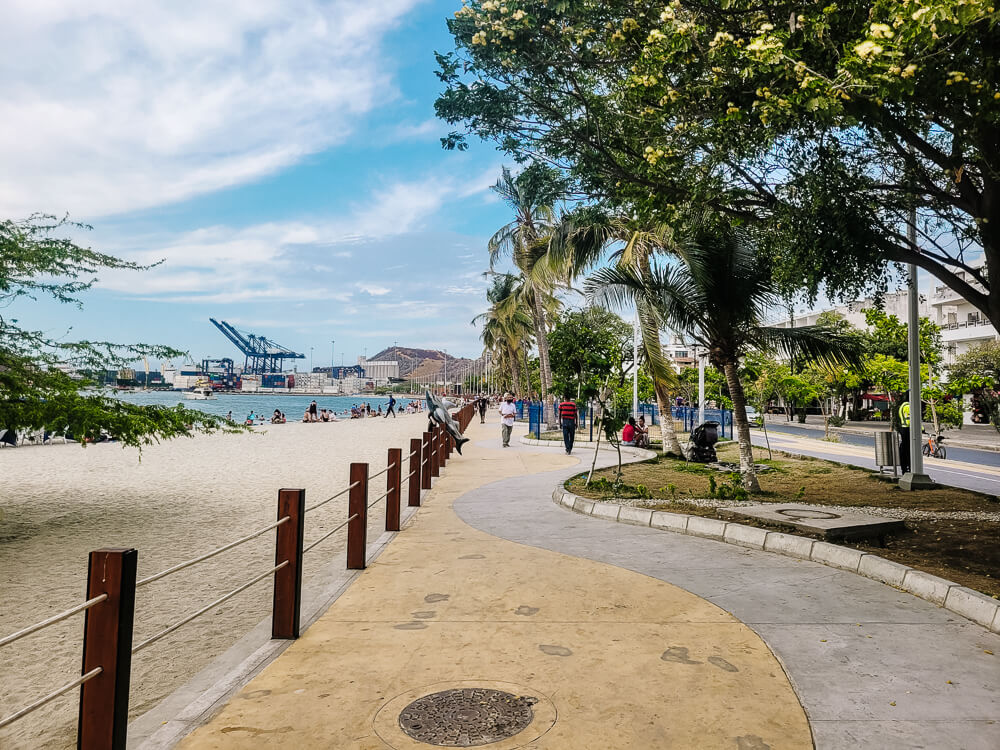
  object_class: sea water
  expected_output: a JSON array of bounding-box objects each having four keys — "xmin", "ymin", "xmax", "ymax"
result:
[{"xmin": 114, "ymin": 390, "xmax": 408, "ymax": 421}]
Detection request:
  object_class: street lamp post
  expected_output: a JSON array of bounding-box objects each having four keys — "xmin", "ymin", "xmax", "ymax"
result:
[
  {"xmin": 900, "ymin": 201, "xmax": 935, "ymax": 489},
  {"xmin": 309, "ymin": 347, "xmax": 313, "ymax": 373}
]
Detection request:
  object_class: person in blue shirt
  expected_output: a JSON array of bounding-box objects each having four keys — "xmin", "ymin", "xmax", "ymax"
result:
[{"xmin": 385, "ymin": 394, "xmax": 396, "ymax": 418}]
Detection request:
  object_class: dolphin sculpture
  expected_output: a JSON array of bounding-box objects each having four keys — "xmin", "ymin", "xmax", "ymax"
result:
[{"xmin": 425, "ymin": 390, "xmax": 470, "ymax": 455}]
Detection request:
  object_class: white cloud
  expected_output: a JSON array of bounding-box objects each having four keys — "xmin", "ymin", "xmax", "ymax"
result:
[
  {"xmin": 356, "ymin": 283, "xmax": 391, "ymax": 296},
  {"xmin": 0, "ymin": 0, "xmax": 424, "ymax": 218}
]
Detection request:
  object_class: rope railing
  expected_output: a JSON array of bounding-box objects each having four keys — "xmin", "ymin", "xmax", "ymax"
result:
[
  {"xmin": 367, "ymin": 461, "xmax": 398, "ymax": 482},
  {"xmin": 0, "ymin": 594, "xmax": 107, "ymax": 649},
  {"xmin": 0, "ymin": 667, "xmax": 103, "ymax": 730},
  {"xmin": 136, "ymin": 517, "xmax": 290, "ymax": 588},
  {"xmin": 132, "ymin": 561, "xmax": 290, "ymax": 654},
  {"xmin": 367, "ymin": 489, "xmax": 389, "ymax": 509},
  {"xmin": 0, "ymin": 411, "xmax": 478, "ymax": 748},
  {"xmin": 304, "ymin": 513, "xmax": 359, "ymax": 554},
  {"xmin": 305, "ymin": 481, "xmax": 360, "ymax": 514}
]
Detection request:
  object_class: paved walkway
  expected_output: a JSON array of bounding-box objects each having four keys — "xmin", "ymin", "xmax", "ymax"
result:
[{"xmin": 178, "ymin": 421, "xmax": 999, "ymax": 749}]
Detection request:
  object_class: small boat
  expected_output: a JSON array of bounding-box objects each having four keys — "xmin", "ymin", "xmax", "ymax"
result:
[{"xmin": 184, "ymin": 381, "xmax": 216, "ymax": 400}]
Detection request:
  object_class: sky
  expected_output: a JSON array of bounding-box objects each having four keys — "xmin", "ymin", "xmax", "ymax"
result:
[{"xmin": 2, "ymin": 0, "xmax": 513, "ymax": 368}]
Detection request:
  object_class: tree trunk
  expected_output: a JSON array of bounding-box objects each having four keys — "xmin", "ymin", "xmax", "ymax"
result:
[
  {"xmin": 509, "ymin": 344, "xmax": 523, "ymax": 396},
  {"xmin": 635, "ymin": 253, "xmax": 684, "ymax": 456},
  {"xmin": 723, "ymin": 362, "xmax": 761, "ymax": 492},
  {"xmin": 530, "ymin": 284, "xmax": 553, "ymax": 417}
]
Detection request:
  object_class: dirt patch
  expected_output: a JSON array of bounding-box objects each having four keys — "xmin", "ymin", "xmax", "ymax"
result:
[{"xmin": 567, "ymin": 443, "xmax": 1000, "ymax": 598}]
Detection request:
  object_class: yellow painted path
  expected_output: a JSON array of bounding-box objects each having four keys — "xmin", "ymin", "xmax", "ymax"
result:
[{"xmin": 179, "ymin": 422, "xmax": 811, "ymax": 749}]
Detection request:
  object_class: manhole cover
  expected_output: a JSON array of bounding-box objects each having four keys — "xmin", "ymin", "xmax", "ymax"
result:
[
  {"xmin": 776, "ymin": 508, "xmax": 841, "ymax": 520},
  {"xmin": 398, "ymin": 688, "xmax": 536, "ymax": 746}
]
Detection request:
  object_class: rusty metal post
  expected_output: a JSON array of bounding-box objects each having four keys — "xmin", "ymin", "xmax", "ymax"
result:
[
  {"xmin": 421, "ymin": 432, "xmax": 433, "ymax": 489},
  {"xmin": 272, "ymin": 488, "xmax": 305, "ymax": 639},
  {"xmin": 347, "ymin": 463, "xmax": 368, "ymax": 570},
  {"xmin": 78, "ymin": 548, "xmax": 137, "ymax": 750},
  {"xmin": 386, "ymin": 448, "xmax": 401, "ymax": 532},
  {"xmin": 409, "ymin": 437, "xmax": 423, "ymax": 505}
]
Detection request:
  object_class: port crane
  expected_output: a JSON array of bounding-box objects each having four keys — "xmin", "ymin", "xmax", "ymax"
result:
[{"xmin": 208, "ymin": 319, "xmax": 305, "ymax": 375}]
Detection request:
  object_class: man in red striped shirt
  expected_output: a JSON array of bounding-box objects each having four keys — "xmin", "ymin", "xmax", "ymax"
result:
[{"xmin": 558, "ymin": 395, "xmax": 579, "ymax": 454}]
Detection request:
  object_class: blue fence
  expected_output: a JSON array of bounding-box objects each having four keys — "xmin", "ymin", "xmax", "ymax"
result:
[
  {"xmin": 527, "ymin": 402, "xmax": 542, "ymax": 438},
  {"xmin": 671, "ymin": 406, "xmax": 732, "ymax": 439}
]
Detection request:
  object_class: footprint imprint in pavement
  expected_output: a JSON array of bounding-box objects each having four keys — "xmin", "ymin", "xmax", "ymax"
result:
[
  {"xmin": 736, "ymin": 735, "xmax": 771, "ymax": 750},
  {"xmin": 424, "ymin": 593, "xmax": 450, "ymax": 603},
  {"xmin": 459, "ymin": 554, "xmax": 485, "ymax": 559},
  {"xmin": 514, "ymin": 605, "xmax": 539, "ymax": 616},
  {"xmin": 660, "ymin": 646, "xmax": 701, "ymax": 665},
  {"xmin": 394, "ymin": 622, "xmax": 428, "ymax": 630},
  {"xmin": 538, "ymin": 644, "xmax": 572, "ymax": 657},
  {"xmin": 708, "ymin": 656, "xmax": 739, "ymax": 673},
  {"xmin": 411, "ymin": 611, "xmax": 436, "ymax": 619}
]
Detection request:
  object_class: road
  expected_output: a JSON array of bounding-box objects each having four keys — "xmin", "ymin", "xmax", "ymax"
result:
[
  {"xmin": 761, "ymin": 421, "xmax": 1000, "ymax": 467},
  {"xmin": 750, "ymin": 426, "xmax": 1000, "ymax": 496}
]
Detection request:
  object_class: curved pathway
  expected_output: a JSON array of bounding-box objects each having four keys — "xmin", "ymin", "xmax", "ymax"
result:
[
  {"xmin": 177, "ymin": 422, "xmax": 810, "ymax": 749},
  {"xmin": 455, "ymin": 429, "xmax": 1000, "ymax": 749}
]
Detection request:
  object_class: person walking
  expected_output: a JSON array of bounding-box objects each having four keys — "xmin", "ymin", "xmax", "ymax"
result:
[
  {"xmin": 499, "ymin": 393, "xmax": 517, "ymax": 447},
  {"xmin": 385, "ymin": 394, "xmax": 396, "ymax": 418},
  {"xmin": 898, "ymin": 400, "xmax": 911, "ymax": 475},
  {"xmin": 477, "ymin": 395, "xmax": 488, "ymax": 424},
  {"xmin": 557, "ymin": 395, "xmax": 578, "ymax": 454}
]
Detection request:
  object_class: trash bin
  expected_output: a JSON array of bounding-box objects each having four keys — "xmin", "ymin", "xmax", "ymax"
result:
[{"xmin": 874, "ymin": 431, "xmax": 899, "ymax": 476}]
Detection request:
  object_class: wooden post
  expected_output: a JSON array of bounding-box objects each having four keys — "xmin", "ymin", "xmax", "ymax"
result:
[
  {"xmin": 347, "ymin": 463, "xmax": 368, "ymax": 570},
  {"xmin": 430, "ymin": 429, "xmax": 441, "ymax": 477},
  {"xmin": 78, "ymin": 548, "xmax": 137, "ymax": 750},
  {"xmin": 386, "ymin": 448, "xmax": 401, "ymax": 532},
  {"xmin": 421, "ymin": 432, "xmax": 433, "ymax": 489},
  {"xmin": 272, "ymin": 488, "xmax": 305, "ymax": 639},
  {"xmin": 409, "ymin": 437, "xmax": 423, "ymax": 505}
]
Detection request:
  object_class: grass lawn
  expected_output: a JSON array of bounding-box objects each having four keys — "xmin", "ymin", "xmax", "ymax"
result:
[{"xmin": 567, "ymin": 442, "xmax": 1000, "ymax": 597}]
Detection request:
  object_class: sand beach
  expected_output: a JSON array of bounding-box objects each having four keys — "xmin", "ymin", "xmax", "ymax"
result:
[{"xmin": 0, "ymin": 413, "xmax": 429, "ymax": 749}]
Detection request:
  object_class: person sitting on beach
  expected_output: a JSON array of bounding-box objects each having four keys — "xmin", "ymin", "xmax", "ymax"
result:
[
  {"xmin": 246, "ymin": 412, "xmax": 255, "ymax": 425},
  {"xmin": 271, "ymin": 409, "xmax": 282, "ymax": 424},
  {"xmin": 622, "ymin": 417, "xmax": 637, "ymax": 446},
  {"xmin": 307, "ymin": 400, "xmax": 319, "ymax": 423}
]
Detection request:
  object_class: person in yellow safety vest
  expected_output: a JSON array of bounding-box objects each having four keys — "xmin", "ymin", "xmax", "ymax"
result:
[{"xmin": 897, "ymin": 401, "xmax": 911, "ymax": 475}]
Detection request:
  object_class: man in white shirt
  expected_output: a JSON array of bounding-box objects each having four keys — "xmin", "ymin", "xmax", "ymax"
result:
[{"xmin": 498, "ymin": 392, "xmax": 517, "ymax": 447}]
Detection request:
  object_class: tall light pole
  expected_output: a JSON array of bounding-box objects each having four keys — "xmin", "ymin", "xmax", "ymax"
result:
[
  {"xmin": 697, "ymin": 346, "xmax": 706, "ymax": 427},
  {"xmin": 309, "ymin": 347, "xmax": 313, "ymax": 373},
  {"xmin": 632, "ymin": 314, "xmax": 640, "ymax": 416},
  {"xmin": 900, "ymin": 196, "xmax": 935, "ymax": 489},
  {"xmin": 331, "ymin": 340, "xmax": 335, "ymax": 373}
]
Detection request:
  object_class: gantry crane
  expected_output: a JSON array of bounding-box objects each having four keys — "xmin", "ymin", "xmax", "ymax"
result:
[{"xmin": 208, "ymin": 319, "xmax": 305, "ymax": 375}]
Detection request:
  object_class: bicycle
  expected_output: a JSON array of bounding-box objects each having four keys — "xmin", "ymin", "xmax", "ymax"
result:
[{"xmin": 922, "ymin": 431, "xmax": 947, "ymax": 459}]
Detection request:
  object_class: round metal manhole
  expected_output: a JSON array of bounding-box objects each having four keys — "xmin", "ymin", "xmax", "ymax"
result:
[
  {"xmin": 398, "ymin": 688, "xmax": 537, "ymax": 747},
  {"xmin": 776, "ymin": 508, "xmax": 841, "ymax": 520}
]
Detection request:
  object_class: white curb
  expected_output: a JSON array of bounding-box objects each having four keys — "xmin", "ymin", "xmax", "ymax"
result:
[{"xmin": 552, "ymin": 484, "xmax": 1000, "ymax": 634}]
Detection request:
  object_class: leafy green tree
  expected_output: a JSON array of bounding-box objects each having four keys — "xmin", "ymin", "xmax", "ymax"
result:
[
  {"xmin": 949, "ymin": 340, "xmax": 1000, "ymax": 430},
  {"xmin": 548, "ymin": 307, "xmax": 630, "ymax": 400},
  {"xmin": 1, "ymin": 215, "xmax": 235, "ymax": 447},
  {"xmin": 863, "ymin": 308, "xmax": 943, "ymax": 368},
  {"xmin": 437, "ymin": 0, "xmax": 1000, "ymax": 329},
  {"xmin": 588, "ymin": 224, "xmax": 859, "ymax": 491},
  {"xmin": 678, "ymin": 365, "xmax": 731, "ymax": 409}
]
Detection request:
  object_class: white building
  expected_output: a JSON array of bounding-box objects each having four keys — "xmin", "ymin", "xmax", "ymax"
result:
[
  {"xmin": 927, "ymin": 266, "xmax": 998, "ymax": 366},
  {"xmin": 357, "ymin": 356, "xmax": 399, "ymax": 384},
  {"xmin": 767, "ymin": 290, "xmax": 927, "ymax": 331}
]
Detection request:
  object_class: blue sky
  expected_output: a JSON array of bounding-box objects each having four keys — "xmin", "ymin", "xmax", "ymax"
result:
[{"xmin": 3, "ymin": 0, "xmax": 512, "ymax": 367}]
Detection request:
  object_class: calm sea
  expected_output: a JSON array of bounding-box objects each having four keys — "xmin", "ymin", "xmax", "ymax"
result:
[{"xmin": 113, "ymin": 391, "xmax": 413, "ymax": 422}]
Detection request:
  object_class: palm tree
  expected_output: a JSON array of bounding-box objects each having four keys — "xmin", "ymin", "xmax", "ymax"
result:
[
  {"xmin": 473, "ymin": 274, "xmax": 538, "ymax": 396},
  {"xmin": 552, "ymin": 212, "xmax": 686, "ymax": 455},
  {"xmin": 488, "ymin": 165, "xmax": 566, "ymax": 410},
  {"xmin": 587, "ymin": 225, "xmax": 859, "ymax": 491}
]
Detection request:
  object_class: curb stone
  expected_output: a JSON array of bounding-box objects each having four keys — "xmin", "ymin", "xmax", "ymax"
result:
[{"xmin": 551, "ymin": 484, "xmax": 1000, "ymax": 634}]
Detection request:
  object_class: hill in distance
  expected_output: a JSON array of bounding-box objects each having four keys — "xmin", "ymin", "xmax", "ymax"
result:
[{"xmin": 367, "ymin": 347, "xmax": 481, "ymax": 380}]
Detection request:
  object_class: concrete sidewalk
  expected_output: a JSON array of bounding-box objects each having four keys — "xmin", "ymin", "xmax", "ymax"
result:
[
  {"xmin": 176, "ymin": 421, "xmax": 999, "ymax": 749},
  {"xmin": 177, "ymin": 421, "xmax": 810, "ymax": 749}
]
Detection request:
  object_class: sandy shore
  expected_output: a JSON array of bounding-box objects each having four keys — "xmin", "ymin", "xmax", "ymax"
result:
[{"xmin": 0, "ymin": 414, "xmax": 430, "ymax": 749}]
